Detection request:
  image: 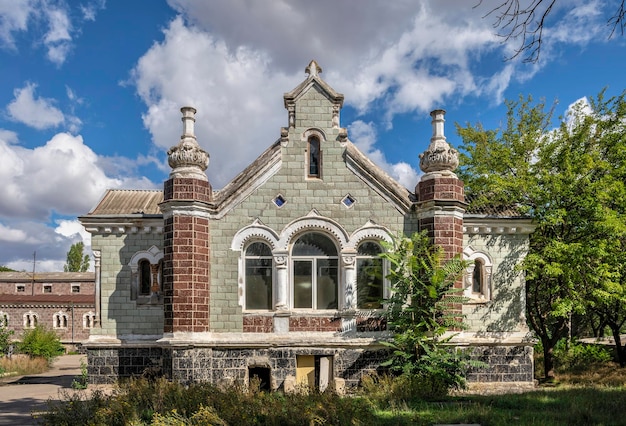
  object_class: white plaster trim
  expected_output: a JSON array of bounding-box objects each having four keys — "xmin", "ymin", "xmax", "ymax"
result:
[
  {"xmin": 414, "ymin": 205, "xmax": 465, "ymax": 220},
  {"xmin": 347, "ymin": 222, "xmax": 393, "ymax": 250},
  {"xmin": 278, "ymin": 212, "xmax": 349, "ymax": 250},
  {"xmin": 463, "ymin": 246, "xmax": 493, "ymax": 301},
  {"xmin": 231, "ymin": 220, "xmax": 280, "ymax": 251}
]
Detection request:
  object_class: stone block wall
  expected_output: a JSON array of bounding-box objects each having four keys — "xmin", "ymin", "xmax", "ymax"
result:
[
  {"xmin": 90, "ymin": 230, "xmax": 164, "ymax": 338},
  {"xmin": 466, "ymin": 345, "xmax": 534, "ymax": 384}
]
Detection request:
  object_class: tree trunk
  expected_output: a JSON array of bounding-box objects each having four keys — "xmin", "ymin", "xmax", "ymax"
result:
[
  {"xmin": 542, "ymin": 338, "xmax": 556, "ymax": 380},
  {"xmin": 611, "ymin": 327, "xmax": 626, "ymax": 367}
]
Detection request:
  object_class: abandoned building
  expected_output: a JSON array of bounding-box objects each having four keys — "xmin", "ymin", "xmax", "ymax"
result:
[
  {"xmin": 0, "ymin": 272, "xmax": 96, "ymax": 349},
  {"xmin": 79, "ymin": 61, "xmax": 534, "ymax": 391}
]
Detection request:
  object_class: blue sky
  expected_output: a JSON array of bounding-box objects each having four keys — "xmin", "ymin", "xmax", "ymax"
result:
[{"xmin": 0, "ymin": 0, "xmax": 624, "ymax": 271}]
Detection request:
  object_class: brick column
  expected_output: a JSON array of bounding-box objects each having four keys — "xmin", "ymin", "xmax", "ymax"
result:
[
  {"xmin": 161, "ymin": 107, "xmax": 212, "ymax": 334},
  {"xmin": 416, "ymin": 110, "xmax": 466, "ymax": 316}
]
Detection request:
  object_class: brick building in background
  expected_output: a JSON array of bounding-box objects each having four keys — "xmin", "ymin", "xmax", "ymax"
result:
[
  {"xmin": 79, "ymin": 61, "xmax": 535, "ymax": 392},
  {"xmin": 0, "ymin": 272, "xmax": 96, "ymax": 349}
]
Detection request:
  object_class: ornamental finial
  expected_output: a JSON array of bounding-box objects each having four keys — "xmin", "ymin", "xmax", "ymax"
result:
[
  {"xmin": 305, "ymin": 60, "xmax": 322, "ymax": 77},
  {"xmin": 419, "ymin": 109, "xmax": 459, "ymax": 175},
  {"xmin": 167, "ymin": 106, "xmax": 209, "ymax": 180}
]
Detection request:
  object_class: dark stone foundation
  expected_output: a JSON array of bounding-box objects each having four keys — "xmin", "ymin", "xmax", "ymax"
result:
[{"xmin": 86, "ymin": 344, "xmax": 534, "ymax": 389}]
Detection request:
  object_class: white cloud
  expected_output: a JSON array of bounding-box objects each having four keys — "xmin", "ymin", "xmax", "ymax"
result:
[
  {"xmin": 7, "ymin": 83, "xmax": 65, "ymax": 129},
  {"xmin": 132, "ymin": 17, "xmax": 294, "ymax": 187},
  {"xmin": 80, "ymin": 0, "xmax": 106, "ymax": 21},
  {"xmin": 348, "ymin": 120, "xmax": 419, "ymax": 189},
  {"xmin": 0, "ymin": 130, "xmax": 156, "ymax": 271},
  {"xmin": 0, "ymin": 0, "xmax": 34, "ymax": 48},
  {"xmin": 0, "ymin": 131, "xmax": 156, "ymax": 220}
]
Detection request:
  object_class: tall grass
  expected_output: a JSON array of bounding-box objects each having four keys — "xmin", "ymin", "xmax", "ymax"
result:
[{"xmin": 0, "ymin": 354, "xmax": 49, "ymax": 376}]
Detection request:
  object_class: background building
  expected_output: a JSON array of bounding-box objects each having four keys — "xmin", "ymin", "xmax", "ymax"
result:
[{"xmin": 0, "ymin": 272, "xmax": 96, "ymax": 349}]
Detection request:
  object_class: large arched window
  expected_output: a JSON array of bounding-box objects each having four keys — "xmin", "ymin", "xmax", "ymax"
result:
[
  {"xmin": 308, "ymin": 136, "xmax": 321, "ymax": 178},
  {"xmin": 292, "ymin": 232, "xmax": 338, "ymax": 310},
  {"xmin": 245, "ymin": 242, "xmax": 273, "ymax": 310},
  {"xmin": 356, "ymin": 241, "xmax": 384, "ymax": 309}
]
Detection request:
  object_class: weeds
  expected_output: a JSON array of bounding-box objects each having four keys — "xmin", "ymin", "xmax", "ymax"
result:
[
  {"xmin": 72, "ymin": 359, "xmax": 89, "ymax": 389},
  {"xmin": 0, "ymin": 354, "xmax": 49, "ymax": 376}
]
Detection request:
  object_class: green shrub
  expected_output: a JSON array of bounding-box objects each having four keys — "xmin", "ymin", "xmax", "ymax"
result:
[
  {"xmin": 0, "ymin": 322, "xmax": 13, "ymax": 355},
  {"xmin": 553, "ymin": 338, "xmax": 613, "ymax": 372},
  {"xmin": 18, "ymin": 325, "xmax": 64, "ymax": 361}
]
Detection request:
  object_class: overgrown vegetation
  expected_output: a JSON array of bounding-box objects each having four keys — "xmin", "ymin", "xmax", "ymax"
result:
[
  {"xmin": 39, "ymin": 367, "xmax": 626, "ymax": 426},
  {"xmin": 40, "ymin": 378, "xmax": 374, "ymax": 426},
  {"xmin": 0, "ymin": 354, "xmax": 49, "ymax": 376},
  {"xmin": 379, "ymin": 231, "xmax": 478, "ymax": 395},
  {"xmin": 18, "ymin": 325, "xmax": 65, "ymax": 361}
]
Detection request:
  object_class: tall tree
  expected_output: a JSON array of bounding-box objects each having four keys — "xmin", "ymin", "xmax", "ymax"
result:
[
  {"xmin": 457, "ymin": 90, "xmax": 626, "ymax": 377},
  {"xmin": 64, "ymin": 242, "xmax": 90, "ymax": 272}
]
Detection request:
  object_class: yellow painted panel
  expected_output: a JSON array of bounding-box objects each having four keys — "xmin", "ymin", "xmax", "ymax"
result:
[{"xmin": 296, "ymin": 355, "xmax": 315, "ymax": 388}]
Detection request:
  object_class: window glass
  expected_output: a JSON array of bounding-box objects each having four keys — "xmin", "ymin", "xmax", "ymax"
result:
[
  {"xmin": 139, "ymin": 259, "xmax": 151, "ymax": 295},
  {"xmin": 309, "ymin": 136, "xmax": 320, "ymax": 177},
  {"xmin": 245, "ymin": 242, "xmax": 273, "ymax": 310},
  {"xmin": 472, "ymin": 259, "xmax": 483, "ymax": 293},
  {"xmin": 356, "ymin": 242, "xmax": 384, "ymax": 309},
  {"xmin": 292, "ymin": 233, "xmax": 338, "ymax": 310}
]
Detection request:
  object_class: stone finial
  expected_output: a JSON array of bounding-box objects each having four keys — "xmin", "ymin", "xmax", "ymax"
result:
[
  {"xmin": 305, "ymin": 60, "xmax": 322, "ymax": 77},
  {"xmin": 419, "ymin": 109, "xmax": 459, "ymax": 174},
  {"xmin": 167, "ymin": 106, "xmax": 209, "ymax": 180}
]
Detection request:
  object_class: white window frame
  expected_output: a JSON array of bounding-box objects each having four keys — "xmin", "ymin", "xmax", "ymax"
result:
[
  {"xmin": 23, "ymin": 311, "xmax": 38, "ymax": 328},
  {"xmin": 53, "ymin": 311, "xmax": 68, "ymax": 329},
  {"xmin": 463, "ymin": 247, "xmax": 493, "ymax": 302},
  {"xmin": 129, "ymin": 245, "xmax": 164, "ymax": 304},
  {"xmin": 243, "ymin": 241, "xmax": 274, "ymax": 311}
]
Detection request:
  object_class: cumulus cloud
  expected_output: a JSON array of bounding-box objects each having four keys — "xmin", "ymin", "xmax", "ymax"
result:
[
  {"xmin": 0, "ymin": 130, "xmax": 157, "ymax": 271},
  {"xmin": 7, "ymin": 83, "xmax": 65, "ymax": 129},
  {"xmin": 348, "ymin": 120, "xmax": 419, "ymax": 189},
  {"xmin": 0, "ymin": 131, "xmax": 156, "ymax": 220},
  {"xmin": 132, "ymin": 17, "xmax": 294, "ymax": 187}
]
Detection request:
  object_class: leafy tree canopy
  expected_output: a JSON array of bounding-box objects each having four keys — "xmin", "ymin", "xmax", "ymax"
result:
[
  {"xmin": 457, "ymin": 90, "xmax": 626, "ymax": 376},
  {"xmin": 64, "ymin": 242, "xmax": 90, "ymax": 272}
]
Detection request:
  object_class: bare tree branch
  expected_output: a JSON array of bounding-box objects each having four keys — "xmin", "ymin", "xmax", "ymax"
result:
[{"xmin": 476, "ymin": 0, "xmax": 626, "ymax": 63}]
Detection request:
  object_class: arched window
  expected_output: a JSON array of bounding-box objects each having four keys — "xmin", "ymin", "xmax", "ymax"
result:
[
  {"xmin": 129, "ymin": 245, "xmax": 164, "ymax": 304},
  {"xmin": 0, "ymin": 311, "xmax": 8, "ymax": 327},
  {"xmin": 356, "ymin": 241, "xmax": 384, "ymax": 309},
  {"xmin": 24, "ymin": 312, "xmax": 38, "ymax": 328},
  {"xmin": 292, "ymin": 232, "xmax": 338, "ymax": 310},
  {"xmin": 472, "ymin": 259, "xmax": 484, "ymax": 294},
  {"xmin": 139, "ymin": 259, "xmax": 152, "ymax": 296},
  {"xmin": 308, "ymin": 136, "xmax": 321, "ymax": 177},
  {"xmin": 245, "ymin": 242, "xmax": 273, "ymax": 310},
  {"xmin": 83, "ymin": 311, "xmax": 96, "ymax": 328},
  {"xmin": 53, "ymin": 311, "xmax": 68, "ymax": 329},
  {"xmin": 463, "ymin": 248, "xmax": 492, "ymax": 301}
]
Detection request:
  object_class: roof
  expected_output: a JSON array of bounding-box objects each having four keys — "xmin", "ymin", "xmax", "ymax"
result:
[
  {"xmin": 89, "ymin": 189, "xmax": 163, "ymax": 215},
  {"xmin": 464, "ymin": 194, "xmax": 526, "ymax": 218},
  {"xmin": 0, "ymin": 272, "xmax": 95, "ymax": 282}
]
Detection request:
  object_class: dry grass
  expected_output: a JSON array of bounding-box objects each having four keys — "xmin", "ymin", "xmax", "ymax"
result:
[
  {"xmin": 0, "ymin": 354, "xmax": 50, "ymax": 377},
  {"xmin": 555, "ymin": 362, "xmax": 626, "ymax": 387}
]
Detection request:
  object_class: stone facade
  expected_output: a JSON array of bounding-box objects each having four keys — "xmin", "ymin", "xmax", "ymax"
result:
[
  {"xmin": 80, "ymin": 61, "xmax": 535, "ymax": 391},
  {"xmin": 0, "ymin": 272, "xmax": 95, "ymax": 348}
]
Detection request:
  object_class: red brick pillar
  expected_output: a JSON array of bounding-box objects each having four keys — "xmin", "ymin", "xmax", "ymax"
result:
[
  {"xmin": 416, "ymin": 110, "xmax": 466, "ymax": 314},
  {"xmin": 161, "ymin": 107, "xmax": 212, "ymax": 334}
]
